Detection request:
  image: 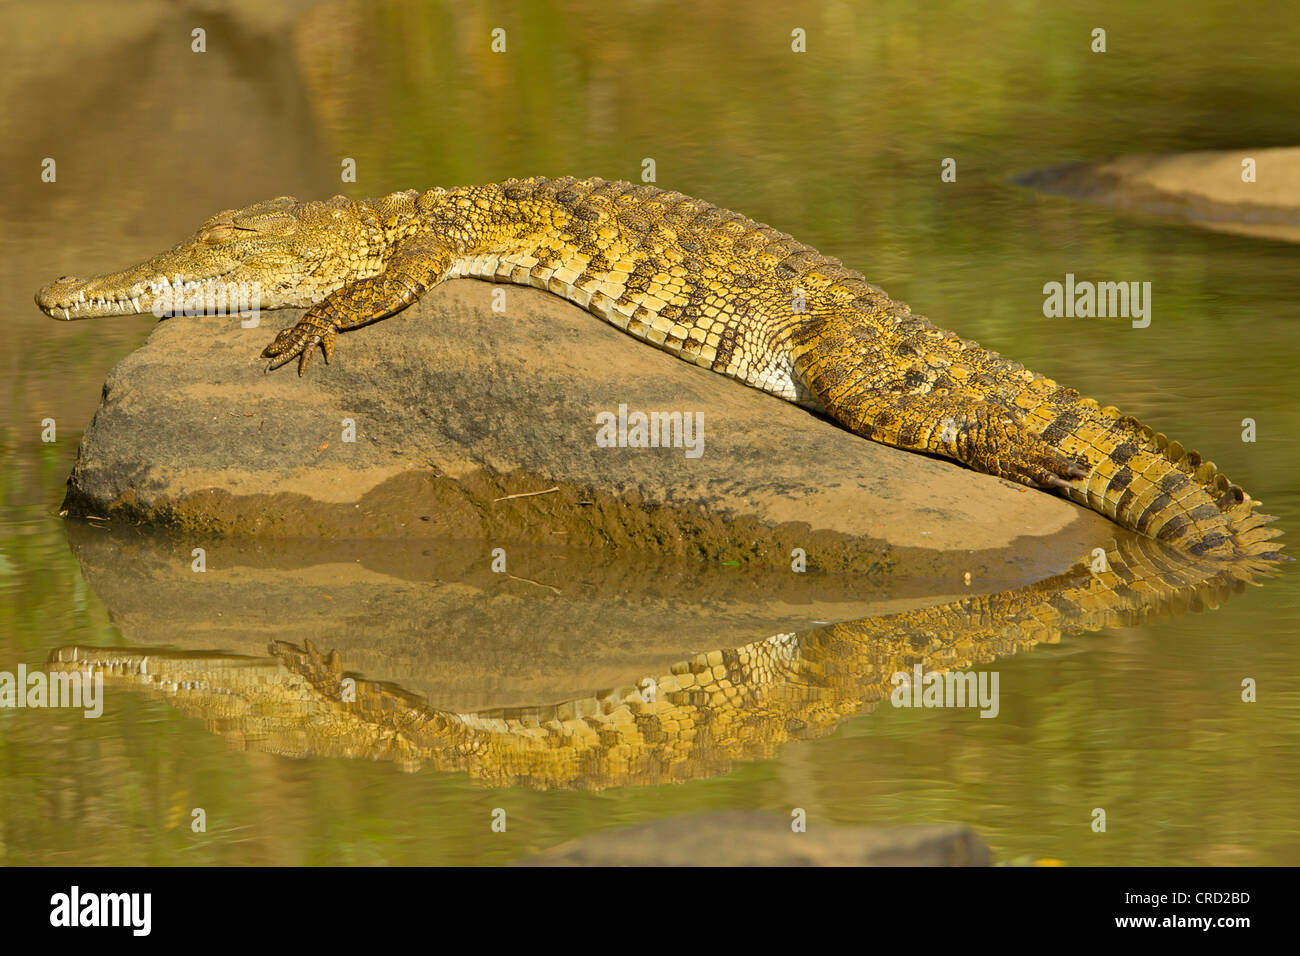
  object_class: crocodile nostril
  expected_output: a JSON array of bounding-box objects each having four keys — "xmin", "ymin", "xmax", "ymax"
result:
[{"xmin": 58, "ymin": 275, "xmax": 72, "ymax": 281}]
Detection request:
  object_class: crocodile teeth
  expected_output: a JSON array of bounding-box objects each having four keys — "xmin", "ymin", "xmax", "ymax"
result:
[
  {"xmin": 62, "ymin": 308, "xmax": 70, "ymax": 320},
  {"xmin": 132, "ymin": 297, "xmax": 141, "ymax": 312}
]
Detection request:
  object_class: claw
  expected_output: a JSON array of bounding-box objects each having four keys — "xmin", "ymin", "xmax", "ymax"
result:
[
  {"xmin": 1033, "ymin": 449, "xmax": 1091, "ymax": 490},
  {"xmin": 961, "ymin": 404, "xmax": 1094, "ymax": 491},
  {"xmin": 264, "ymin": 349, "xmax": 297, "ymax": 372},
  {"xmin": 261, "ymin": 316, "xmax": 338, "ymax": 377}
]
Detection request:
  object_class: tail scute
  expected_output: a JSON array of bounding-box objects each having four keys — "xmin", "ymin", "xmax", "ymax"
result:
[{"xmin": 1051, "ymin": 401, "xmax": 1285, "ymax": 567}]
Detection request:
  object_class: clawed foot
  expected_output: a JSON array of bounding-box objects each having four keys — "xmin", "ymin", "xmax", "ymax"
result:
[
  {"xmin": 262, "ymin": 314, "xmax": 338, "ymax": 375},
  {"xmin": 933, "ymin": 402, "xmax": 1090, "ymax": 491},
  {"xmin": 1017, "ymin": 447, "xmax": 1090, "ymax": 491},
  {"xmin": 975, "ymin": 408, "xmax": 1091, "ymax": 491}
]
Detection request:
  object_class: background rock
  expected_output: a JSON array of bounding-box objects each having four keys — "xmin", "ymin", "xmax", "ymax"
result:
[{"xmin": 1014, "ymin": 147, "xmax": 1300, "ymax": 243}]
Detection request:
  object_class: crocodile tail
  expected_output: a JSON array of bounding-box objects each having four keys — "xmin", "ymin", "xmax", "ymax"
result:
[{"xmin": 1028, "ymin": 396, "xmax": 1284, "ymax": 565}]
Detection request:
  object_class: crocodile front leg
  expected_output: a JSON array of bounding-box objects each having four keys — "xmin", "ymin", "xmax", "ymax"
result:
[{"xmin": 262, "ymin": 236, "xmax": 452, "ymax": 375}]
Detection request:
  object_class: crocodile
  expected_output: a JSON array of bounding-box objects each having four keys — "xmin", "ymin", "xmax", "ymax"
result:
[
  {"xmin": 47, "ymin": 534, "xmax": 1266, "ymax": 790},
  {"xmin": 35, "ymin": 176, "xmax": 1282, "ymax": 563}
]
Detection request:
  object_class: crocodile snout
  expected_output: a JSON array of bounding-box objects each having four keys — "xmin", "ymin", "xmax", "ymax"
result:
[{"xmin": 36, "ymin": 274, "xmax": 147, "ymax": 320}]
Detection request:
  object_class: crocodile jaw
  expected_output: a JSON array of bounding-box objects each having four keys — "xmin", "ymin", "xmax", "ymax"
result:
[
  {"xmin": 35, "ymin": 245, "xmax": 322, "ymax": 321},
  {"xmin": 36, "ymin": 260, "xmax": 238, "ymax": 320},
  {"xmin": 36, "ymin": 195, "xmax": 387, "ymax": 320}
]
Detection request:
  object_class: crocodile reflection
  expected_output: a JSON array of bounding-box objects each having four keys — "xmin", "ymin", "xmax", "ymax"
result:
[{"xmin": 49, "ymin": 535, "xmax": 1272, "ymax": 790}]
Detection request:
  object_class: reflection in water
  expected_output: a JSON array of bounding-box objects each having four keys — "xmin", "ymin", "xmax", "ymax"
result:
[{"xmin": 49, "ymin": 535, "xmax": 1273, "ymax": 791}]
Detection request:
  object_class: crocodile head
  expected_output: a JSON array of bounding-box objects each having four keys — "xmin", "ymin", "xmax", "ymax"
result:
[{"xmin": 36, "ymin": 195, "xmax": 396, "ymax": 320}]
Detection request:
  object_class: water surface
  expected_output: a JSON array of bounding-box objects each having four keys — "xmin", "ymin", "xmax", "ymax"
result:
[{"xmin": 1, "ymin": 0, "xmax": 1297, "ymax": 865}]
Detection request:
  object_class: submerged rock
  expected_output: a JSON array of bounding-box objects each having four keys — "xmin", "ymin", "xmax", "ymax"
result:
[
  {"xmin": 514, "ymin": 812, "xmax": 993, "ymax": 866},
  {"xmin": 61, "ymin": 281, "xmax": 1109, "ymax": 570}
]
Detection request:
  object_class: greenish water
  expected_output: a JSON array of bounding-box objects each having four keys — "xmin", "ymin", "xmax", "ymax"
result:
[{"xmin": 2, "ymin": 0, "xmax": 1298, "ymax": 865}]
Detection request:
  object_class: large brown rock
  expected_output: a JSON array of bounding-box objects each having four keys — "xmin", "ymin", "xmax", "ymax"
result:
[{"xmin": 62, "ymin": 280, "xmax": 1111, "ymax": 575}]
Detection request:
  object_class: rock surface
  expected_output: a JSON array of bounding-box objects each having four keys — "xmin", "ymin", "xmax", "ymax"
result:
[
  {"xmin": 62, "ymin": 280, "xmax": 1111, "ymax": 572},
  {"xmin": 1015, "ymin": 146, "xmax": 1300, "ymax": 243},
  {"xmin": 514, "ymin": 811, "xmax": 992, "ymax": 866}
]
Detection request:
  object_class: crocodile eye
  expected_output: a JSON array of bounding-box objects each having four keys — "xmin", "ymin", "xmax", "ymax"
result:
[
  {"xmin": 235, "ymin": 212, "xmax": 297, "ymax": 235},
  {"xmin": 201, "ymin": 224, "xmax": 240, "ymax": 244}
]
